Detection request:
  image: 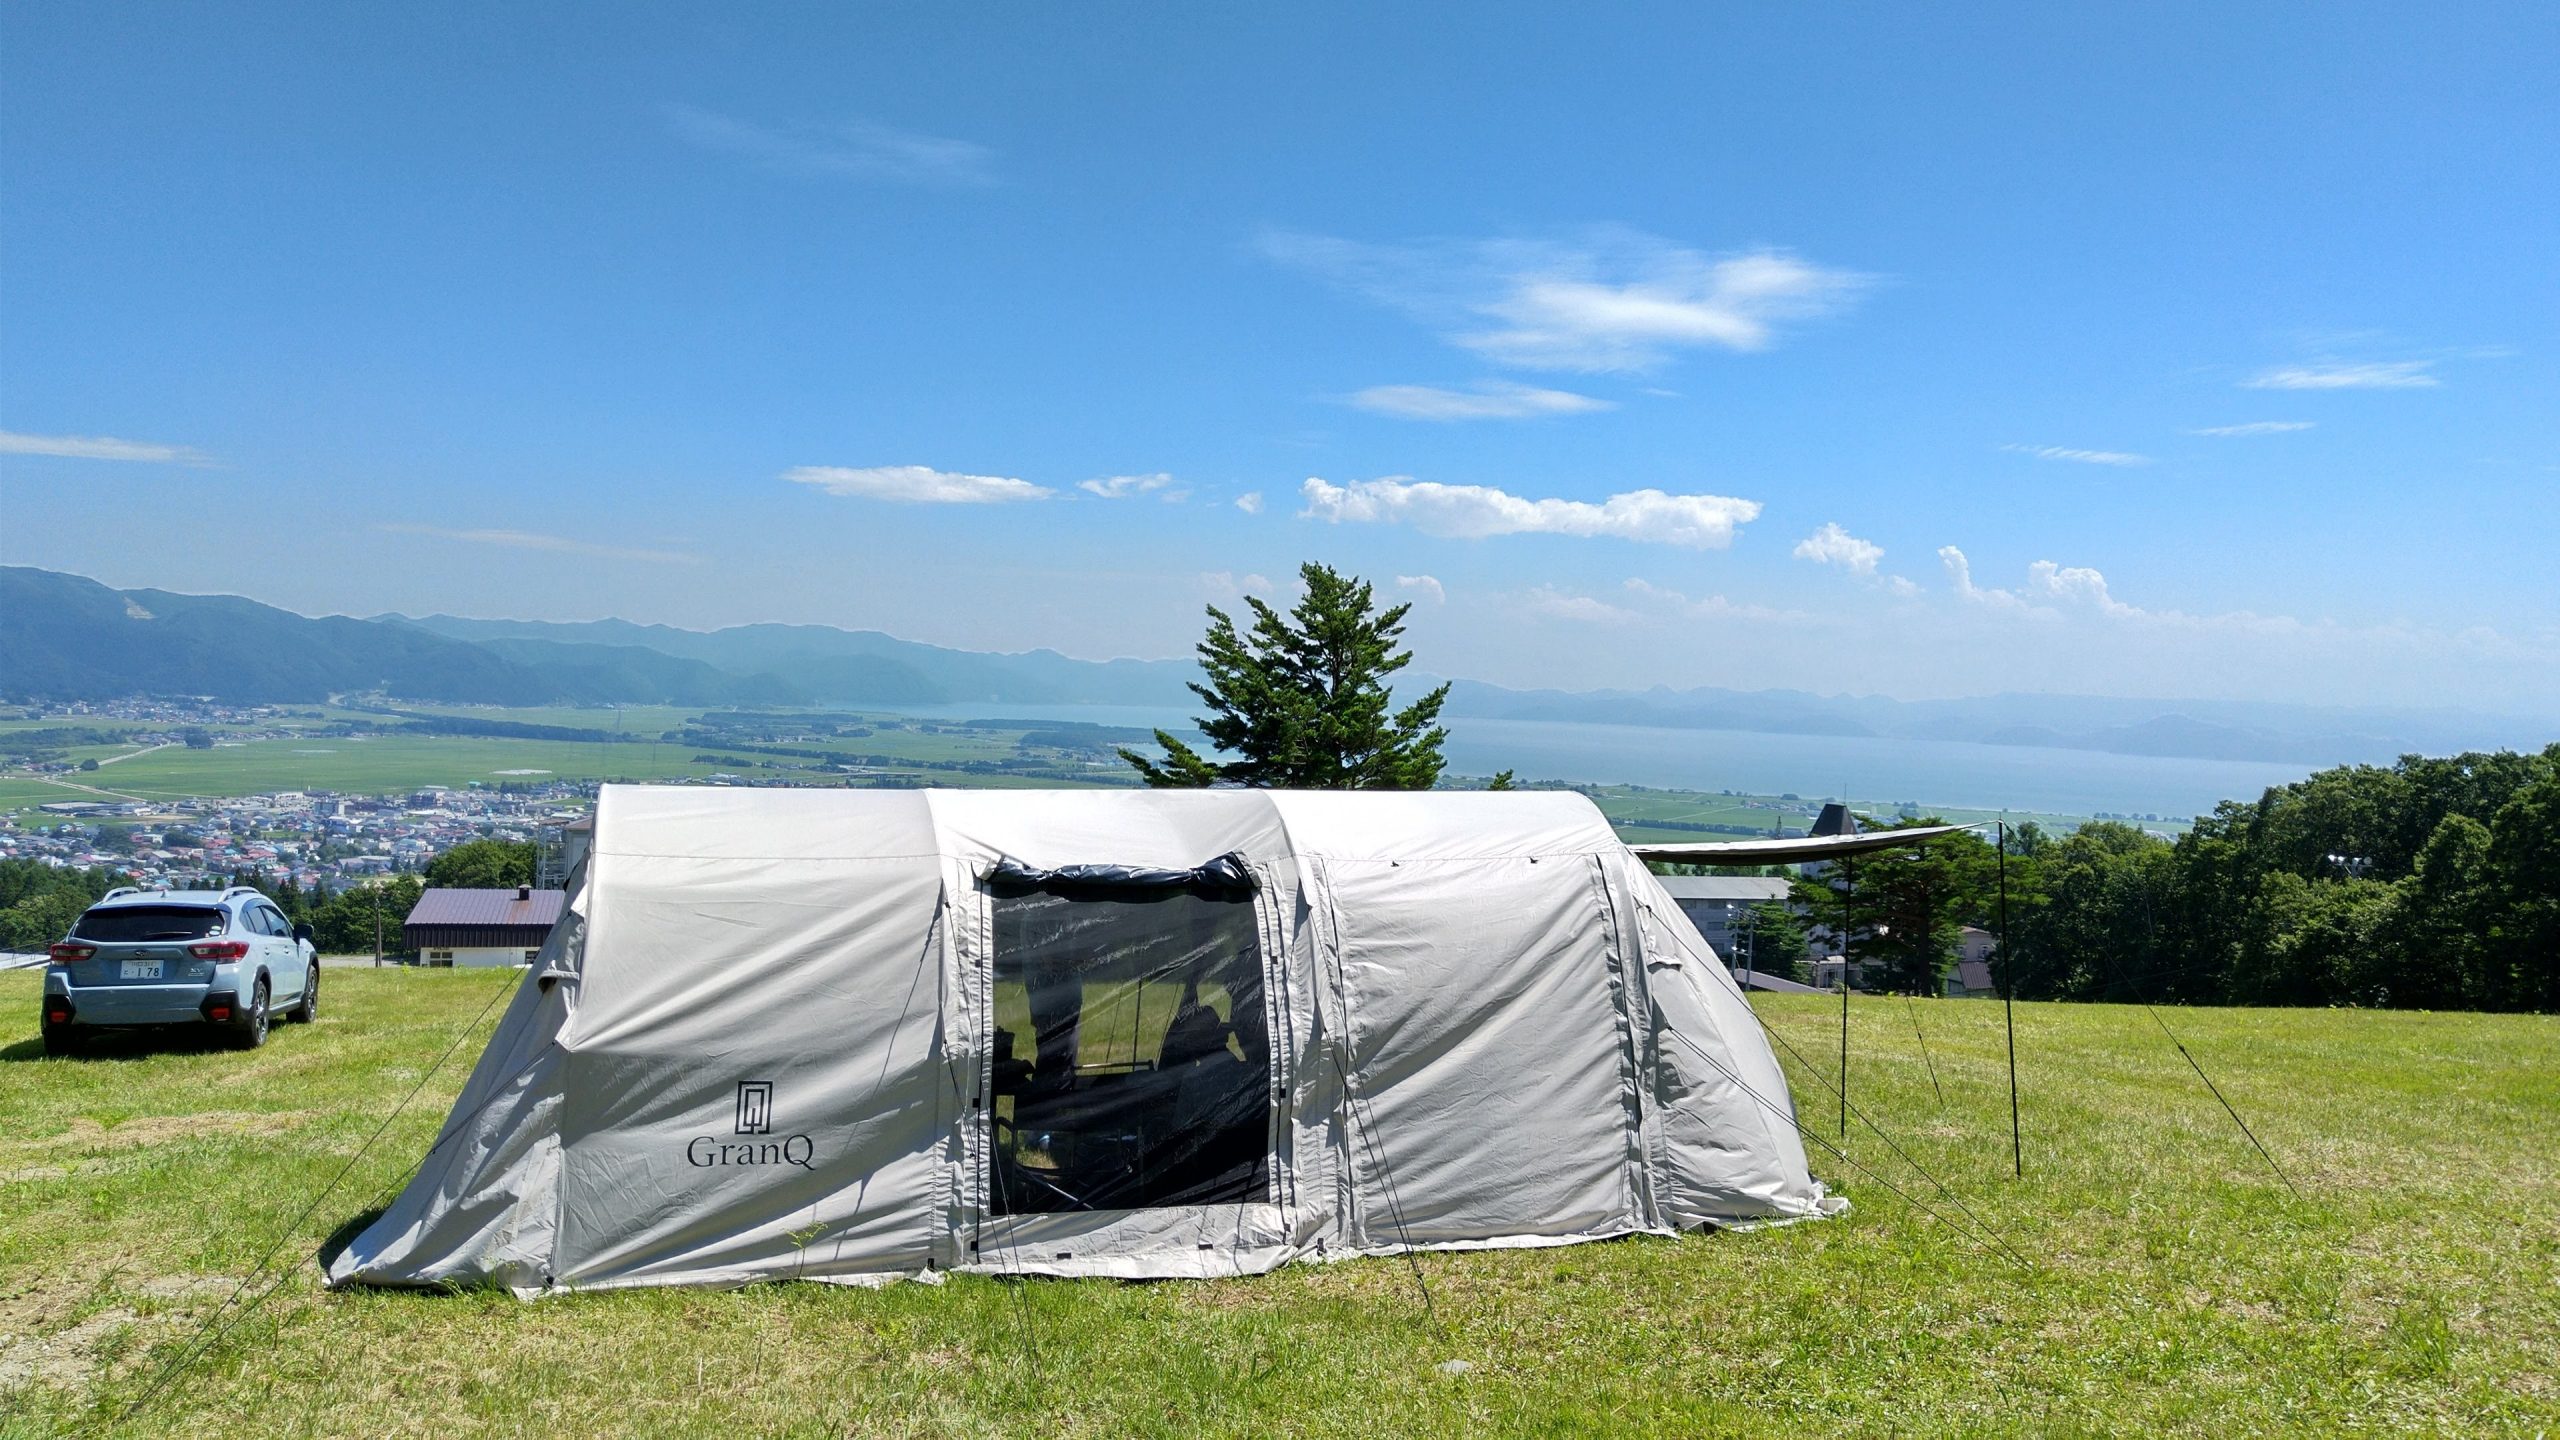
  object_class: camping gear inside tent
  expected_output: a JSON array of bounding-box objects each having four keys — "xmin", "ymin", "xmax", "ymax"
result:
[{"xmin": 328, "ymin": 786, "xmax": 1840, "ymax": 1296}]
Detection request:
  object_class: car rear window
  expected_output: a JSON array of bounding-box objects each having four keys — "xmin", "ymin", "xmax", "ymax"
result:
[{"xmin": 72, "ymin": 906, "xmax": 229, "ymax": 942}]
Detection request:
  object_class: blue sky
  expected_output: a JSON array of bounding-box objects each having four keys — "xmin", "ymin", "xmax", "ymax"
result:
[{"xmin": 5, "ymin": 3, "xmax": 2555, "ymax": 711}]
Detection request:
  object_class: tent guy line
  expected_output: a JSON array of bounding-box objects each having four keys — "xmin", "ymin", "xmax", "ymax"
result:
[
  {"xmin": 1656, "ymin": 1026, "xmax": 2034, "ymax": 1272},
  {"xmin": 1683, "ymin": 959, "xmax": 2034, "ymax": 1270},
  {"xmin": 115, "ymin": 960, "xmax": 532, "ymax": 1430}
]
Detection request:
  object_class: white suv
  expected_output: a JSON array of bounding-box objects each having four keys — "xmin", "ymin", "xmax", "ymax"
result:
[{"xmin": 39, "ymin": 887, "xmax": 318, "ymax": 1056}]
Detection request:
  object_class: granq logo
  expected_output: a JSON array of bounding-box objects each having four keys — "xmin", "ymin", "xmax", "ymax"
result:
[
  {"xmin": 686, "ymin": 1080, "xmax": 818, "ymax": 1170},
  {"xmin": 735, "ymin": 1080, "xmax": 774, "ymax": 1134}
]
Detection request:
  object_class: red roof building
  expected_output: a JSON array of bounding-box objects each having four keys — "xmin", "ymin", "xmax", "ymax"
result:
[{"xmin": 403, "ymin": 886, "xmax": 566, "ymax": 952}]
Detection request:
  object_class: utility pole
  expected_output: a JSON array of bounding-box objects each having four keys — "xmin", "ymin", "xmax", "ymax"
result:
[{"xmin": 372, "ymin": 884, "xmax": 383, "ymax": 967}]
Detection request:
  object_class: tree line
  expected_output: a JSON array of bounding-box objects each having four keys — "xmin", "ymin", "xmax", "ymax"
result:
[
  {"xmin": 0, "ymin": 839, "xmax": 537, "ymax": 958},
  {"xmin": 1117, "ymin": 562, "xmax": 2558, "ymax": 1013},
  {"xmin": 1776, "ymin": 746, "xmax": 2560, "ymax": 1012}
]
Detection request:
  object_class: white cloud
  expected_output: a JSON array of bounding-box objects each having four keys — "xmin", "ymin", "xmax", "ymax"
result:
[
  {"xmin": 1521, "ymin": 585, "xmax": 1640, "ymax": 624},
  {"xmin": 1079, "ymin": 472, "xmax": 1178, "ymax": 499},
  {"xmin": 1939, "ymin": 546, "xmax": 2031, "ymax": 610},
  {"xmin": 665, "ymin": 104, "xmax": 995, "ymax": 187},
  {"xmin": 2190, "ymin": 420, "xmax": 2315, "ymax": 437},
  {"xmin": 785, "ymin": 465, "xmax": 1051, "ymax": 504},
  {"xmin": 1791, "ymin": 522, "xmax": 1884, "ymax": 576},
  {"xmin": 1259, "ymin": 226, "xmax": 1866, "ymax": 373},
  {"xmin": 1347, "ymin": 381, "xmax": 1613, "ymax": 421},
  {"xmin": 1941, "ymin": 547, "xmax": 2289, "ymax": 631},
  {"xmin": 2243, "ymin": 360, "xmax": 2437, "ymax": 390},
  {"xmin": 2003, "ymin": 444, "xmax": 2151, "ymax": 468},
  {"xmin": 0, "ymin": 429, "xmax": 212, "ymax": 465},
  {"xmin": 1299, "ymin": 476, "xmax": 1760, "ymax": 549},
  {"xmin": 2025, "ymin": 560, "xmax": 2139, "ymax": 618},
  {"xmin": 1395, "ymin": 574, "xmax": 1446, "ymax": 604},
  {"xmin": 1201, "ymin": 571, "xmax": 1275, "ymax": 595},
  {"xmin": 1620, "ymin": 578, "xmax": 1806, "ymax": 623},
  {"xmin": 1233, "ymin": 491, "xmax": 1264, "ymax": 515},
  {"xmin": 375, "ymin": 524, "xmax": 699, "ymax": 565}
]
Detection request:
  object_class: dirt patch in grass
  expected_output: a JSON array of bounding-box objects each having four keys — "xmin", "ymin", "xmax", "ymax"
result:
[
  {"xmin": 0, "ymin": 1274, "xmax": 233, "ymax": 1393},
  {"xmin": 0, "ymin": 1305, "xmax": 145, "ymax": 1390},
  {"xmin": 32, "ymin": 1110, "xmax": 313, "ymax": 1152}
]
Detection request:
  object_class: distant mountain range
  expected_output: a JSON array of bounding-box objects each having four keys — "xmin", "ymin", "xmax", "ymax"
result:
[
  {"xmin": 0, "ymin": 566, "xmax": 1189, "ymax": 709},
  {"xmin": 389, "ymin": 612, "xmax": 1192, "ymax": 707},
  {"xmin": 3, "ymin": 565, "xmax": 2546, "ymax": 766}
]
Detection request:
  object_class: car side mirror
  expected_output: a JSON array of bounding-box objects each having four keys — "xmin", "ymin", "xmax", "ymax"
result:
[{"xmin": 293, "ymin": 923, "xmax": 314, "ymax": 943}]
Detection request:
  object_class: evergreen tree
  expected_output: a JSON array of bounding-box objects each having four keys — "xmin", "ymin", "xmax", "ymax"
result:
[
  {"xmin": 1120, "ymin": 563, "xmax": 1451, "ymax": 790},
  {"xmin": 1739, "ymin": 899, "xmax": 1809, "ymax": 983}
]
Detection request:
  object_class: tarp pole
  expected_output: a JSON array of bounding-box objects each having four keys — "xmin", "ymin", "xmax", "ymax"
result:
[
  {"xmin": 1998, "ymin": 820, "xmax": 2021, "ymax": 1179},
  {"xmin": 1839, "ymin": 855, "xmax": 1853, "ymax": 1141},
  {"xmin": 1906, "ymin": 993, "xmax": 1945, "ymax": 1106}
]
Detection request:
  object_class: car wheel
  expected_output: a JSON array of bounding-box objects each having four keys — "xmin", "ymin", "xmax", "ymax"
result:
[
  {"xmin": 287, "ymin": 964, "xmax": 318, "ymax": 1024},
  {"xmin": 233, "ymin": 978, "xmax": 270, "ymax": 1050}
]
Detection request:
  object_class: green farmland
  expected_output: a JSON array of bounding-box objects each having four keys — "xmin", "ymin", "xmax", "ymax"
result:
[
  {"xmin": 1, "ymin": 704, "xmax": 2127, "ymax": 841},
  {"xmin": 0, "ymin": 720, "xmax": 1135, "ymax": 816},
  {"xmin": 1, "ymin": 971, "xmax": 2550, "ymax": 1436},
  {"xmin": 32, "ymin": 735, "xmax": 792, "ymax": 806}
]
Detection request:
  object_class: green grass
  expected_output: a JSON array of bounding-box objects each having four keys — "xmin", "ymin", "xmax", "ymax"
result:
[{"xmin": 1, "ymin": 971, "xmax": 2550, "ymax": 1436}]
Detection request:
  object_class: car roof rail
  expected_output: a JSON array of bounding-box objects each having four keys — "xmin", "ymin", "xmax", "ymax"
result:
[
  {"xmin": 222, "ymin": 885, "xmax": 266, "ymax": 900},
  {"xmin": 101, "ymin": 886, "xmax": 141, "ymax": 901}
]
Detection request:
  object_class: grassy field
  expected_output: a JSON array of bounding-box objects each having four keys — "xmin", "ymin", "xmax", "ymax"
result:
[
  {"xmin": 0, "ymin": 719, "xmax": 1138, "ymax": 815},
  {"xmin": 1, "ymin": 971, "xmax": 2550, "ymax": 1437},
  {"xmin": 2, "ymin": 703, "xmax": 2137, "ymax": 835},
  {"xmin": 34, "ymin": 735, "xmax": 799, "ymax": 807},
  {"xmin": 375, "ymin": 704, "xmax": 707, "ymax": 734}
]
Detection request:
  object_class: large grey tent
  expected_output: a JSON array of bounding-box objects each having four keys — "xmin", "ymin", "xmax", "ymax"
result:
[{"xmin": 329, "ymin": 786, "xmax": 1838, "ymax": 1295}]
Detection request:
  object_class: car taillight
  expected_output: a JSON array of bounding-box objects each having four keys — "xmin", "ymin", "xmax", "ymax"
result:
[
  {"xmin": 49, "ymin": 943, "xmax": 95, "ymax": 963},
  {"xmin": 188, "ymin": 941, "xmax": 251, "ymax": 961}
]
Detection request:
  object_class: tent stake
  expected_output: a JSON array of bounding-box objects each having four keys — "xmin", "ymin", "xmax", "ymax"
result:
[{"xmin": 1998, "ymin": 820, "xmax": 2021, "ymax": 1179}]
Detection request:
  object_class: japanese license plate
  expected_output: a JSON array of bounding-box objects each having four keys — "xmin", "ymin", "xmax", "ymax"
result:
[{"xmin": 118, "ymin": 959, "xmax": 165, "ymax": 980}]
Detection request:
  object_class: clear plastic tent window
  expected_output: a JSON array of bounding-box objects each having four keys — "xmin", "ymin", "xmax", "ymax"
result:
[{"xmin": 989, "ymin": 888, "xmax": 1272, "ymax": 1215}]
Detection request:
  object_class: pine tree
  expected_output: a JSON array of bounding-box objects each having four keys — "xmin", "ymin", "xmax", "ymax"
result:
[{"xmin": 1120, "ymin": 562, "xmax": 1451, "ymax": 790}]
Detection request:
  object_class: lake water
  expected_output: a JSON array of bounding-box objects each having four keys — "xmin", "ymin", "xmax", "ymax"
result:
[{"xmin": 872, "ymin": 702, "xmax": 2317, "ymax": 818}]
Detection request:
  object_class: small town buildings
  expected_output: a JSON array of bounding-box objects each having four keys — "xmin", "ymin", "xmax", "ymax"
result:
[
  {"xmin": 402, "ymin": 886, "xmax": 565, "ymax": 968},
  {"xmin": 1651, "ymin": 875, "xmax": 1795, "ymax": 971},
  {"xmin": 1948, "ymin": 925, "xmax": 2001, "ymax": 998}
]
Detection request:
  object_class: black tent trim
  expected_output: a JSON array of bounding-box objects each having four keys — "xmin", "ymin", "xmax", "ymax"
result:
[{"xmin": 984, "ymin": 852, "xmax": 1256, "ymax": 902}]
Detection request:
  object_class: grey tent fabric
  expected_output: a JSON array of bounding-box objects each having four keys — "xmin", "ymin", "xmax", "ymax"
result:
[{"xmin": 329, "ymin": 786, "xmax": 1839, "ymax": 1296}]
